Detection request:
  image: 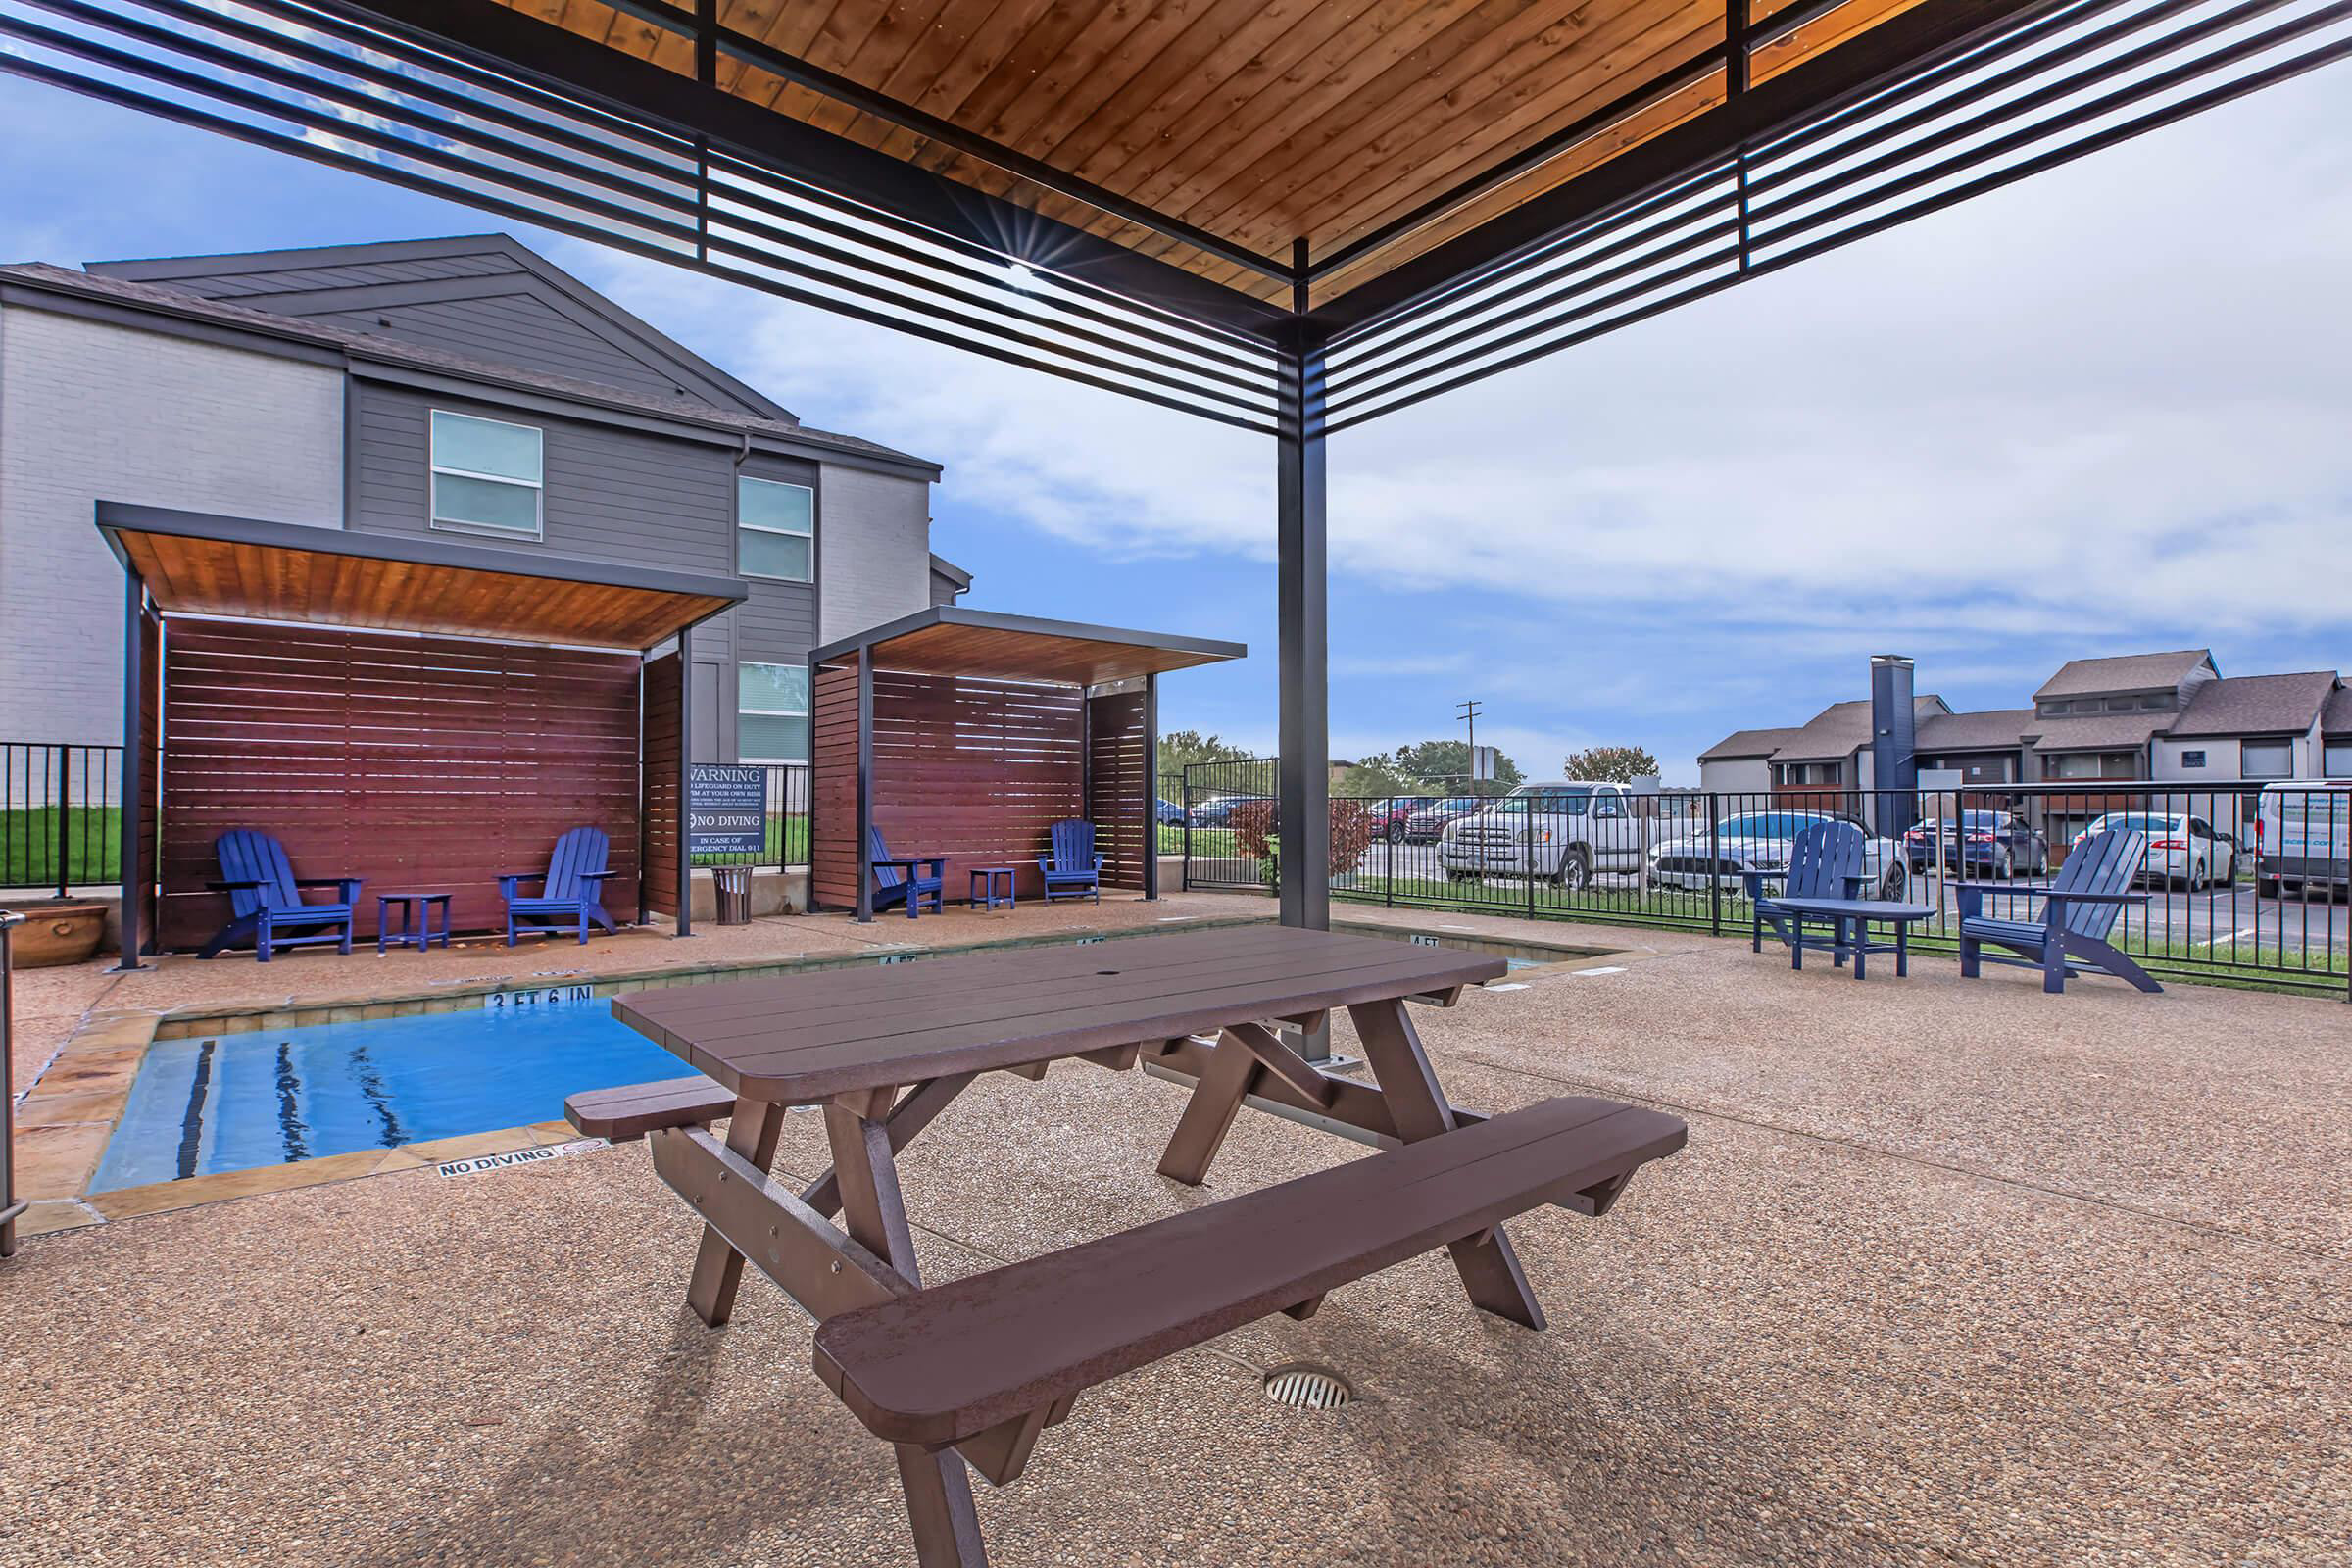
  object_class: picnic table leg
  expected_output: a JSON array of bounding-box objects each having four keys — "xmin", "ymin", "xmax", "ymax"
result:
[
  {"xmin": 825, "ymin": 1101, "xmax": 992, "ymax": 1568},
  {"xmin": 1347, "ymin": 1000, "xmax": 1545, "ymax": 1331},
  {"xmin": 1155, "ymin": 1029, "xmax": 1262, "ymax": 1186},
  {"xmin": 685, "ymin": 1097, "xmax": 784, "ymax": 1327}
]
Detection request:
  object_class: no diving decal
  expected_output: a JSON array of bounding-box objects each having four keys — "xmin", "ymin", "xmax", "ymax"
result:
[{"xmin": 436, "ymin": 1139, "xmax": 606, "ymax": 1179}]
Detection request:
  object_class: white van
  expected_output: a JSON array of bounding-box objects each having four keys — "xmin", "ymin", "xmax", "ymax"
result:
[{"xmin": 2253, "ymin": 781, "xmax": 2352, "ymax": 897}]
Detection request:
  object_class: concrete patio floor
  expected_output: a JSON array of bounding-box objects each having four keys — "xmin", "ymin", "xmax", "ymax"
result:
[{"xmin": 1, "ymin": 892, "xmax": 2345, "ymax": 1566}]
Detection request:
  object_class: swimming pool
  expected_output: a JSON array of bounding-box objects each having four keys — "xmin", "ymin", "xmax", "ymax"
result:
[{"xmin": 90, "ymin": 997, "xmax": 678, "ymax": 1193}]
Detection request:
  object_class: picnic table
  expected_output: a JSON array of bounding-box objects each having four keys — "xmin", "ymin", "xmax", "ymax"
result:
[
  {"xmin": 568, "ymin": 925, "xmax": 1686, "ymax": 1567},
  {"xmin": 1756, "ymin": 896, "xmax": 1939, "ymax": 980}
]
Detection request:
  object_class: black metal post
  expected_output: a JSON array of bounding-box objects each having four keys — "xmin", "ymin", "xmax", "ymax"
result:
[
  {"xmin": 1143, "ymin": 673, "xmax": 1160, "ymax": 901},
  {"xmin": 1706, "ymin": 790, "xmax": 1722, "ymax": 939},
  {"xmin": 53, "ymin": 747, "xmax": 71, "ymax": 900},
  {"xmin": 115, "ymin": 572, "xmax": 145, "ymax": 971},
  {"xmin": 0, "ymin": 909, "xmax": 21, "ymax": 1256},
  {"xmin": 855, "ymin": 652, "xmax": 875, "ymax": 924},
  {"xmin": 675, "ymin": 624, "xmax": 694, "ymax": 937},
  {"xmin": 1276, "ymin": 243, "xmax": 1329, "ymax": 931}
]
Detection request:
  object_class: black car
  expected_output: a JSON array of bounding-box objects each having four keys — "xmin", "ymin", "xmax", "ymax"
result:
[{"xmin": 1901, "ymin": 810, "xmax": 2048, "ymax": 877}]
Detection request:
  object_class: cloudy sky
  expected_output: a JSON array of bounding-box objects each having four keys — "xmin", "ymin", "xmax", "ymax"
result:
[{"xmin": 3, "ymin": 60, "xmax": 2347, "ymax": 782}]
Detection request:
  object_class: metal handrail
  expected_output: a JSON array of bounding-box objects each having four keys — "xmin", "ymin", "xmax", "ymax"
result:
[{"xmin": 0, "ymin": 908, "xmax": 24, "ymax": 1257}]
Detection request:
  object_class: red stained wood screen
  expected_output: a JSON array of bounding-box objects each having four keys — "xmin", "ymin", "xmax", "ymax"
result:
[
  {"xmin": 1086, "ymin": 688, "xmax": 1150, "ymax": 893},
  {"xmin": 870, "ymin": 671, "xmax": 1083, "ymax": 904},
  {"xmin": 642, "ymin": 650, "xmax": 680, "ymax": 919},
  {"xmin": 810, "ymin": 662, "xmax": 859, "ymax": 910},
  {"xmin": 134, "ymin": 602, "xmax": 161, "ymax": 953},
  {"xmin": 158, "ymin": 620, "xmax": 642, "ymax": 949}
]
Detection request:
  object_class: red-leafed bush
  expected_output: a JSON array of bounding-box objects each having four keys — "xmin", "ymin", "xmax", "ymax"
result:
[{"xmin": 1231, "ymin": 797, "xmax": 1382, "ymax": 878}]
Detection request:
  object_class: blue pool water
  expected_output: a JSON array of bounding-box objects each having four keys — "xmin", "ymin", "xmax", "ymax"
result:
[{"xmin": 90, "ymin": 996, "xmax": 679, "ymax": 1192}]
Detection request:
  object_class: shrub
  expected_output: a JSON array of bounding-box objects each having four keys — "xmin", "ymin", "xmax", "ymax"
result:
[{"xmin": 1230, "ymin": 798, "xmax": 1382, "ymax": 877}]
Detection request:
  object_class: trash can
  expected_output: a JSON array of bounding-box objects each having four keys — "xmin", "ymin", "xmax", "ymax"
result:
[{"xmin": 713, "ymin": 865, "xmax": 753, "ymax": 925}]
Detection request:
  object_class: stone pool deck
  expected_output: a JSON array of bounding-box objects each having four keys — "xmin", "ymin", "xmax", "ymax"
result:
[{"xmin": 1, "ymin": 892, "xmax": 2345, "ymax": 1565}]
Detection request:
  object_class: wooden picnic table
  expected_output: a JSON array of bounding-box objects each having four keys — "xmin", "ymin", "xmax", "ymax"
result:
[{"xmin": 570, "ymin": 925, "xmax": 1685, "ymax": 1567}]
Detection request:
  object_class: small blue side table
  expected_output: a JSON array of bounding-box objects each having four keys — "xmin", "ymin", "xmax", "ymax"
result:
[
  {"xmin": 968, "ymin": 867, "xmax": 1016, "ymax": 910},
  {"xmin": 377, "ymin": 892, "xmax": 453, "ymax": 954}
]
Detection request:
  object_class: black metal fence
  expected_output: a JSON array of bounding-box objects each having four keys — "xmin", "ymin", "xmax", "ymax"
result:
[
  {"xmin": 2, "ymin": 743, "xmax": 122, "ymax": 896},
  {"xmin": 687, "ymin": 762, "xmax": 811, "ymax": 872},
  {"xmin": 1182, "ymin": 763, "xmax": 2352, "ymax": 998}
]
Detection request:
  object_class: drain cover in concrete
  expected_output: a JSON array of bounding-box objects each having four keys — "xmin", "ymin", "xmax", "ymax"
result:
[{"xmin": 1263, "ymin": 1365, "xmax": 1352, "ymax": 1410}]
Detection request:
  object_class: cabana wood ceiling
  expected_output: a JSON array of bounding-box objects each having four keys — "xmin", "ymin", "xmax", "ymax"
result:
[
  {"xmin": 99, "ymin": 505, "xmax": 745, "ymax": 650},
  {"xmin": 818, "ymin": 608, "xmax": 1246, "ymax": 687},
  {"xmin": 497, "ymin": 0, "xmax": 1923, "ymax": 304}
]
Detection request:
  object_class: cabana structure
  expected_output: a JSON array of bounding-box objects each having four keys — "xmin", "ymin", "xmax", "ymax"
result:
[
  {"xmin": 808, "ymin": 608, "xmax": 1243, "ymax": 921},
  {"xmin": 97, "ymin": 503, "xmax": 746, "ymax": 966},
  {"xmin": 10, "ymin": 0, "xmax": 2341, "ymax": 945}
]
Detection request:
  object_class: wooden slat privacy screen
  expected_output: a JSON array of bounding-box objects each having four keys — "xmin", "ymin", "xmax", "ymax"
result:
[
  {"xmin": 1086, "ymin": 688, "xmax": 1150, "ymax": 893},
  {"xmin": 642, "ymin": 650, "xmax": 682, "ymax": 920},
  {"xmin": 810, "ymin": 662, "xmax": 860, "ymax": 910},
  {"xmin": 871, "ymin": 671, "xmax": 1083, "ymax": 903},
  {"xmin": 134, "ymin": 601, "xmax": 161, "ymax": 953},
  {"xmin": 159, "ymin": 620, "xmax": 642, "ymax": 949}
]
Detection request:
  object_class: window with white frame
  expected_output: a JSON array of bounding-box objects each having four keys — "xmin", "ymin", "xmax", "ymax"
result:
[
  {"xmin": 738, "ymin": 662, "xmax": 808, "ymax": 761},
  {"xmin": 739, "ymin": 476, "xmax": 814, "ymax": 581},
  {"xmin": 429, "ymin": 410, "xmax": 543, "ymax": 535},
  {"xmin": 2241, "ymin": 738, "xmax": 2295, "ymax": 779},
  {"xmin": 2327, "ymin": 742, "xmax": 2351, "ymax": 779}
]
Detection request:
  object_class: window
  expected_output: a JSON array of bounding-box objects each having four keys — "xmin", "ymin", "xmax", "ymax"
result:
[
  {"xmin": 1779, "ymin": 761, "xmax": 1841, "ymax": 786},
  {"xmin": 737, "ymin": 662, "xmax": 808, "ymax": 761},
  {"xmin": 2046, "ymin": 750, "xmax": 2136, "ymax": 781},
  {"xmin": 2241, "ymin": 739, "xmax": 2294, "ymax": 779},
  {"xmin": 2179, "ymin": 750, "xmax": 2207, "ymax": 769},
  {"xmin": 2328, "ymin": 742, "xmax": 2352, "ymax": 779},
  {"xmin": 2036, "ymin": 701, "xmax": 2067, "ymax": 717},
  {"xmin": 739, "ymin": 476, "xmax": 814, "ymax": 581},
  {"xmin": 430, "ymin": 411, "xmax": 542, "ymax": 535}
]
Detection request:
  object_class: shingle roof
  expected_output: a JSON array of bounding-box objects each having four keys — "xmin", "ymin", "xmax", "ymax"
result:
[
  {"xmin": 1916, "ymin": 708, "xmax": 2034, "ymax": 751},
  {"xmin": 2029, "ymin": 714, "xmax": 2167, "ymax": 753},
  {"xmin": 1768, "ymin": 696, "xmax": 1947, "ymax": 763},
  {"xmin": 2169, "ymin": 671, "xmax": 2337, "ymax": 738},
  {"xmin": 2326, "ymin": 684, "xmax": 2352, "ymax": 736},
  {"xmin": 0, "ymin": 262, "xmax": 940, "ymax": 474},
  {"xmin": 1697, "ymin": 726, "xmax": 1805, "ymax": 762},
  {"xmin": 2034, "ymin": 650, "xmax": 2211, "ymax": 700}
]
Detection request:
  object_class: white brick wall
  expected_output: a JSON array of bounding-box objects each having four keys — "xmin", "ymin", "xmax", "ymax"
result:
[
  {"xmin": 0, "ymin": 304, "xmax": 345, "ymax": 746},
  {"xmin": 816, "ymin": 465, "xmax": 932, "ymax": 643}
]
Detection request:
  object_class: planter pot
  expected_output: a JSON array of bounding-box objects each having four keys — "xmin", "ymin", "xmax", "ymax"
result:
[{"xmin": 9, "ymin": 902, "xmax": 107, "ymax": 968}]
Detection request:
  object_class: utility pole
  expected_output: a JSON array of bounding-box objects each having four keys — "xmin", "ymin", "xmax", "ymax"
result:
[{"xmin": 1457, "ymin": 699, "xmax": 1483, "ymax": 787}]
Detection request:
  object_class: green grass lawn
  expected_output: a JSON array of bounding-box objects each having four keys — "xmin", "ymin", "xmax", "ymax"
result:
[
  {"xmin": 1159, "ymin": 823, "xmax": 1240, "ymax": 858},
  {"xmin": 0, "ymin": 805, "xmax": 120, "ymax": 887}
]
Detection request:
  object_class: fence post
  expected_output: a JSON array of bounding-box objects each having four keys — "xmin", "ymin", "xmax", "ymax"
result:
[
  {"xmin": 55, "ymin": 747, "xmax": 72, "ymax": 899},
  {"xmin": 1384, "ymin": 795, "xmax": 1394, "ymax": 908},
  {"xmin": 1181, "ymin": 764, "xmax": 1192, "ymax": 892},
  {"xmin": 1707, "ymin": 792, "xmax": 1722, "ymax": 938}
]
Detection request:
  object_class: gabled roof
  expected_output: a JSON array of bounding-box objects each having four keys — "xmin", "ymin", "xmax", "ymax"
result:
[
  {"xmin": 1698, "ymin": 726, "xmax": 1805, "ymax": 763},
  {"xmin": 84, "ymin": 234, "xmax": 796, "ymax": 424},
  {"xmin": 2327, "ymin": 684, "xmax": 2352, "ymax": 736},
  {"xmin": 0, "ymin": 263, "xmax": 939, "ymax": 477},
  {"xmin": 1917, "ymin": 709, "xmax": 2035, "ymax": 752},
  {"xmin": 2034, "ymin": 650, "xmax": 2213, "ymax": 700},
  {"xmin": 1769, "ymin": 696, "xmax": 1949, "ymax": 765},
  {"xmin": 2169, "ymin": 672, "xmax": 2337, "ymax": 738}
]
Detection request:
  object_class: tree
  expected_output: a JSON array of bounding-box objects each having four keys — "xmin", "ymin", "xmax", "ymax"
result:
[
  {"xmin": 1332, "ymin": 755, "xmax": 1413, "ymax": 799},
  {"xmin": 1156, "ymin": 729, "xmax": 1253, "ymax": 792},
  {"xmin": 1378, "ymin": 739, "xmax": 1523, "ymax": 796},
  {"xmin": 1562, "ymin": 745, "xmax": 1661, "ymax": 785}
]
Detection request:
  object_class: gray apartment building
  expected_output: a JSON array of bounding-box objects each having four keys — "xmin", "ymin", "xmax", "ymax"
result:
[
  {"xmin": 1700, "ymin": 650, "xmax": 2351, "ymax": 796},
  {"xmin": 0, "ymin": 234, "xmax": 965, "ymax": 767}
]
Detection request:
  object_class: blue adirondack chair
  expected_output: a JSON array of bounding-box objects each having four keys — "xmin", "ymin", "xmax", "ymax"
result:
[
  {"xmin": 1959, "ymin": 828, "xmax": 2159, "ymax": 994},
  {"xmin": 1744, "ymin": 820, "xmax": 1871, "ymax": 970},
  {"xmin": 1037, "ymin": 819, "xmax": 1104, "ymax": 905},
  {"xmin": 200, "ymin": 829, "xmax": 361, "ymax": 962},
  {"xmin": 868, "ymin": 825, "xmax": 945, "ymax": 919},
  {"xmin": 501, "ymin": 826, "xmax": 620, "ymax": 946}
]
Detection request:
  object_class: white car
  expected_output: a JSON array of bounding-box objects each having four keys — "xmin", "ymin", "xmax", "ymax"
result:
[
  {"xmin": 1648, "ymin": 810, "xmax": 1907, "ymax": 899},
  {"xmin": 2076, "ymin": 811, "xmax": 2237, "ymax": 890}
]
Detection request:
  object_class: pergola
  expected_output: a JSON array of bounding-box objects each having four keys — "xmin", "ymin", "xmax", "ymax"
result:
[
  {"xmin": 808, "ymin": 607, "xmax": 1245, "ymax": 920},
  {"xmin": 98, "ymin": 503, "xmax": 746, "ymax": 963},
  {"xmin": 12, "ymin": 0, "xmax": 2344, "ymax": 932}
]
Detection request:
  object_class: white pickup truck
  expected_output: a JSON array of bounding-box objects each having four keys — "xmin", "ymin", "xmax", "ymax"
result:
[{"xmin": 1438, "ymin": 781, "xmax": 1642, "ymax": 891}]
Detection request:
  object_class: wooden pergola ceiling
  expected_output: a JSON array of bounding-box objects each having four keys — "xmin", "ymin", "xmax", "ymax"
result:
[
  {"xmin": 98, "ymin": 504, "xmax": 747, "ymax": 651},
  {"xmin": 500, "ymin": 0, "xmax": 1921, "ymax": 306}
]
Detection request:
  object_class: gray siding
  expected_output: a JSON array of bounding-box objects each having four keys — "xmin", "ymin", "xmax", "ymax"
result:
[{"xmin": 314, "ymin": 292, "xmax": 728, "ymax": 407}]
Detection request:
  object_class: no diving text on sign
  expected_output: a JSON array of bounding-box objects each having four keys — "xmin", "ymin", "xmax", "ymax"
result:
[{"xmin": 689, "ymin": 763, "xmax": 767, "ymax": 855}]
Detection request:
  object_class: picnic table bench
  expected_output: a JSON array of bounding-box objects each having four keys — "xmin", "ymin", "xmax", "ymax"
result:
[{"xmin": 569, "ymin": 925, "xmax": 1686, "ymax": 1567}]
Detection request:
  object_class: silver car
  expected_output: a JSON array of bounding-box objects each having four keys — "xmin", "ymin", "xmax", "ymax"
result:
[{"xmin": 1648, "ymin": 810, "xmax": 1907, "ymax": 899}]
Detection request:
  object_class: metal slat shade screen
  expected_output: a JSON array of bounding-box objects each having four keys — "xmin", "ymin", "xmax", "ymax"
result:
[
  {"xmin": 1319, "ymin": 0, "xmax": 2352, "ymax": 431},
  {"xmin": 0, "ymin": 0, "xmax": 1284, "ymax": 432}
]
